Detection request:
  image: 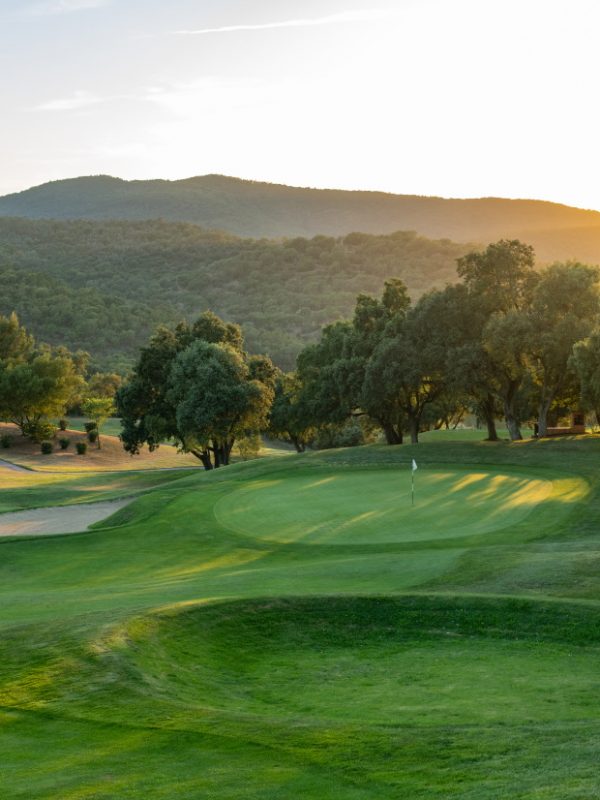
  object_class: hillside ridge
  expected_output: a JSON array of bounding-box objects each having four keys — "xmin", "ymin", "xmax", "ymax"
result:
[{"xmin": 2, "ymin": 175, "xmax": 600, "ymax": 259}]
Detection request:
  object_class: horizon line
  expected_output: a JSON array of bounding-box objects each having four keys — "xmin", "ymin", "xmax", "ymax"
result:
[{"xmin": 0, "ymin": 173, "xmax": 598, "ymax": 214}]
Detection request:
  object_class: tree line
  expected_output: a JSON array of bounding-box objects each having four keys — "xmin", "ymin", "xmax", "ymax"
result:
[
  {"xmin": 5, "ymin": 238, "xmax": 600, "ymax": 464},
  {"xmin": 113, "ymin": 239, "xmax": 600, "ymax": 469},
  {"xmin": 0, "ymin": 312, "xmax": 121, "ymax": 445},
  {"xmin": 275, "ymin": 240, "xmax": 600, "ymax": 445}
]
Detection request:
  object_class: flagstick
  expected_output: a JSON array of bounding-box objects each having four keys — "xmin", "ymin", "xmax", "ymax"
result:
[{"xmin": 411, "ymin": 459, "xmax": 417, "ymax": 507}]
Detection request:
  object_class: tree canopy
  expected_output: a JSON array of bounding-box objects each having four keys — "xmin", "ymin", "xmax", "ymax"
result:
[
  {"xmin": 0, "ymin": 314, "xmax": 85, "ymax": 441},
  {"xmin": 292, "ymin": 241, "xmax": 600, "ymax": 444},
  {"xmin": 116, "ymin": 311, "xmax": 275, "ymax": 469}
]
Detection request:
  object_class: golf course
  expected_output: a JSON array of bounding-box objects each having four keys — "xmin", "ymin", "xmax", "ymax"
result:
[{"xmin": 1, "ymin": 435, "xmax": 599, "ymax": 799}]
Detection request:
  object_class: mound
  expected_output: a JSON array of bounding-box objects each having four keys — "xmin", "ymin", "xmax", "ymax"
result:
[{"xmin": 101, "ymin": 596, "xmax": 600, "ymax": 728}]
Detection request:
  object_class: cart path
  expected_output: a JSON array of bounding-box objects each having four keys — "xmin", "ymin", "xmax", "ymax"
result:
[{"xmin": 0, "ymin": 458, "xmax": 30, "ymax": 472}]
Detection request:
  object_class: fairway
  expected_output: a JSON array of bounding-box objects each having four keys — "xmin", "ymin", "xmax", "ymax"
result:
[
  {"xmin": 215, "ymin": 467, "xmax": 553, "ymax": 543},
  {"xmin": 1, "ymin": 439, "xmax": 600, "ymax": 799}
]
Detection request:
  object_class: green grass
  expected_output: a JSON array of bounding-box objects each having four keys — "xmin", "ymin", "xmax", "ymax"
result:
[
  {"xmin": 0, "ymin": 469, "xmax": 193, "ymax": 513},
  {"xmin": 419, "ymin": 426, "xmax": 513, "ymax": 441},
  {"xmin": 2, "ymin": 438, "xmax": 600, "ymax": 798},
  {"xmin": 214, "ymin": 467, "xmax": 570, "ymax": 544}
]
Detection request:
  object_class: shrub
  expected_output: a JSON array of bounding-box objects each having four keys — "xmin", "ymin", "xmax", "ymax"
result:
[
  {"xmin": 58, "ymin": 419, "xmax": 68, "ymax": 431},
  {"xmin": 23, "ymin": 421, "xmax": 57, "ymax": 443},
  {"xmin": 76, "ymin": 441, "xmax": 87, "ymax": 455},
  {"xmin": 314, "ymin": 420, "xmax": 365, "ymax": 450},
  {"xmin": 41, "ymin": 441, "xmax": 53, "ymax": 455},
  {"xmin": 237, "ymin": 434, "xmax": 261, "ymax": 461},
  {"xmin": 0, "ymin": 434, "xmax": 10, "ymax": 448},
  {"xmin": 87, "ymin": 429, "xmax": 98, "ymax": 444},
  {"xmin": 84, "ymin": 422, "xmax": 98, "ymax": 434},
  {"xmin": 58, "ymin": 437, "xmax": 70, "ymax": 450}
]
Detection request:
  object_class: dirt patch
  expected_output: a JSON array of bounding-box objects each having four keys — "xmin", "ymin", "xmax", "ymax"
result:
[
  {"xmin": 0, "ymin": 500, "xmax": 132, "ymax": 537},
  {"xmin": 0, "ymin": 423, "xmax": 200, "ymax": 472}
]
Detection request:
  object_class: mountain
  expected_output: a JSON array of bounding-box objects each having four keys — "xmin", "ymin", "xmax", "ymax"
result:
[
  {"xmin": 1, "ymin": 175, "xmax": 600, "ymax": 262},
  {"xmin": 0, "ymin": 218, "xmax": 469, "ymax": 371}
]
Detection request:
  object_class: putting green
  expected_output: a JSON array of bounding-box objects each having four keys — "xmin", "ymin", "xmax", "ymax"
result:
[{"xmin": 215, "ymin": 467, "xmax": 554, "ymax": 544}]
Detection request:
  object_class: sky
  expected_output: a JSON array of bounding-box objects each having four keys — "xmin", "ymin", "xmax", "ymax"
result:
[{"xmin": 1, "ymin": 0, "xmax": 599, "ymax": 209}]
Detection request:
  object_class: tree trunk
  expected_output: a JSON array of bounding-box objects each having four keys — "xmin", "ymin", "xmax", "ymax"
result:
[
  {"xmin": 537, "ymin": 393, "xmax": 553, "ymax": 438},
  {"xmin": 408, "ymin": 415, "xmax": 419, "ymax": 445},
  {"xmin": 485, "ymin": 415, "xmax": 498, "ymax": 441},
  {"xmin": 502, "ymin": 380, "xmax": 522, "ymax": 441},
  {"xmin": 505, "ymin": 414, "xmax": 522, "ymax": 441},
  {"xmin": 291, "ymin": 436, "xmax": 306, "ymax": 453},
  {"xmin": 503, "ymin": 399, "xmax": 522, "ymax": 441},
  {"xmin": 191, "ymin": 449, "xmax": 213, "ymax": 470},
  {"xmin": 223, "ymin": 440, "xmax": 234, "ymax": 466},
  {"xmin": 211, "ymin": 440, "xmax": 233, "ymax": 467},
  {"xmin": 382, "ymin": 422, "xmax": 402, "ymax": 445},
  {"xmin": 479, "ymin": 395, "xmax": 498, "ymax": 441}
]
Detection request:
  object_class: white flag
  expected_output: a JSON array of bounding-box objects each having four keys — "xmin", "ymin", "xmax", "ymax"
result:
[{"xmin": 412, "ymin": 459, "xmax": 418, "ymax": 471}]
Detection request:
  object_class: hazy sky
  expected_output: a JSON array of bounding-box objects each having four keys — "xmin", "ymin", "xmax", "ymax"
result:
[{"xmin": 1, "ymin": 0, "xmax": 599, "ymax": 208}]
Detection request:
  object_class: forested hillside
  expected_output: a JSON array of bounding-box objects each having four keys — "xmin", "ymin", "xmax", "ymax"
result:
[
  {"xmin": 0, "ymin": 267, "xmax": 172, "ymax": 371},
  {"xmin": 0, "ymin": 218, "xmax": 469, "ymax": 370},
  {"xmin": 2, "ymin": 175, "xmax": 600, "ymax": 262}
]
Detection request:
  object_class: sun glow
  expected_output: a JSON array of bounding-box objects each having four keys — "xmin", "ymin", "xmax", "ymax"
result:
[{"xmin": 2, "ymin": 0, "xmax": 600, "ymax": 208}]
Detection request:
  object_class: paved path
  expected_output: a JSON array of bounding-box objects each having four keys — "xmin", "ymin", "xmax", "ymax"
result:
[{"xmin": 0, "ymin": 458, "xmax": 29, "ymax": 472}]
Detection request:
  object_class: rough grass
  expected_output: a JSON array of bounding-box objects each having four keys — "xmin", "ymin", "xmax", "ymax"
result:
[
  {"xmin": 0, "ymin": 468, "xmax": 195, "ymax": 514},
  {"xmin": 2, "ymin": 438, "xmax": 600, "ymax": 798}
]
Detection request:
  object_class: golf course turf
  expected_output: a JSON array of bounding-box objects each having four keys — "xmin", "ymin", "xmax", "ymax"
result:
[{"xmin": 1, "ymin": 437, "xmax": 600, "ymax": 798}]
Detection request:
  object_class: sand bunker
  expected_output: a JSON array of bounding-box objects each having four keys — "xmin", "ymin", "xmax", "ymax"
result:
[{"xmin": 0, "ymin": 500, "xmax": 131, "ymax": 537}]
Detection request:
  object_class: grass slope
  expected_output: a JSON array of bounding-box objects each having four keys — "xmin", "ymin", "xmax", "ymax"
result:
[
  {"xmin": 0, "ymin": 468, "xmax": 192, "ymax": 513},
  {"xmin": 1, "ymin": 438, "xmax": 600, "ymax": 798}
]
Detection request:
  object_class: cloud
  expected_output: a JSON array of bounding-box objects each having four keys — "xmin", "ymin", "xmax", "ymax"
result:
[
  {"xmin": 143, "ymin": 77, "xmax": 267, "ymax": 113},
  {"xmin": 26, "ymin": 0, "xmax": 110, "ymax": 15},
  {"xmin": 33, "ymin": 91, "xmax": 106, "ymax": 111},
  {"xmin": 174, "ymin": 9, "xmax": 396, "ymax": 36}
]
